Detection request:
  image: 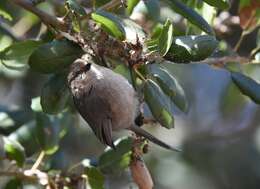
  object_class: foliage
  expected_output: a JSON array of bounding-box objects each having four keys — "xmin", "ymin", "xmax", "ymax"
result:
[{"xmin": 0, "ymin": 0, "xmax": 259, "ymax": 189}]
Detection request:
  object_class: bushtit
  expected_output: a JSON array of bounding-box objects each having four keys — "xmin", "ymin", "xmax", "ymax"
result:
[{"xmin": 68, "ymin": 56, "xmax": 179, "ymax": 151}]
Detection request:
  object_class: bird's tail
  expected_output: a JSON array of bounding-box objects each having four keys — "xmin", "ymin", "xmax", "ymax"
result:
[{"xmin": 130, "ymin": 125, "xmax": 181, "ymax": 152}]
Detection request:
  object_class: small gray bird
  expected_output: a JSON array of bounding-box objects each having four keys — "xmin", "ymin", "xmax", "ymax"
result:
[{"xmin": 68, "ymin": 55, "xmax": 180, "ymax": 151}]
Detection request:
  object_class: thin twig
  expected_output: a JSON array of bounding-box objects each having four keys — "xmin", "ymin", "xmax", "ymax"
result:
[
  {"xmin": 0, "ymin": 171, "xmax": 38, "ymax": 182},
  {"xmin": 234, "ymin": 13, "xmax": 259, "ymax": 52},
  {"xmin": 197, "ymin": 56, "xmax": 250, "ymax": 68},
  {"xmin": 100, "ymin": 0, "xmax": 122, "ymax": 11},
  {"xmin": 9, "ymin": 0, "xmax": 68, "ymax": 31},
  {"xmin": 31, "ymin": 151, "xmax": 45, "ymax": 170}
]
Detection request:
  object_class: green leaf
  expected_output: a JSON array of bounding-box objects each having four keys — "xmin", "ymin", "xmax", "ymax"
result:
[
  {"xmin": 202, "ymin": 0, "xmax": 230, "ymax": 10},
  {"xmin": 4, "ymin": 178, "xmax": 22, "ymax": 189},
  {"xmin": 41, "ymin": 73, "xmax": 69, "ymax": 114},
  {"xmin": 3, "ymin": 137, "xmax": 25, "ymax": 167},
  {"xmin": 151, "ymin": 23, "xmax": 163, "ymax": 39},
  {"xmin": 29, "ymin": 40, "xmax": 84, "ymax": 74},
  {"xmin": 8, "ymin": 121, "xmax": 40, "ymax": 156},
  {"xmin": 0, "ymin": 8, "xmax": 12, "ymax": 21},
  {"xmin": 83, "ymin": 159, "xmax": 105, "ymax": 189},
  {"xmin": 0, "ymin": 40, "xmax": 43, "ymax": 70},
  {"xmin": 0, "ymin": 107, "xmax": 33, "ymax": 135},
  {"xmin": 31, "ymin": 97, "xmax": 42, "ymax": 112},
  {"xmin": 165, "ymin": 35, "xmax": 218, "ymax": 63},
  {"xmin": 121, "ymin": 18, "xmax": 146, "ymax": 44},
  {"xmin": 98, "ymin": 137, "xmax": 133, "ymax": 174},
  {"xmin": 113, "ymin": 64, "xmax": 132, "ymax": 83},
  {"xmin": 148, "ymin": 64, "xmax": 188, "ymax": 112},
  {"xmin": 158, "ymin": 19, "xmax": 174, "ymax": 56},
  {"xmin": 131, "ymin": 0, "xmax": 160, "ymax": 21},
  {"xmin": 126, "ymin": 0, "xmax": 140, "ymax": 15},
  {"xmin": 164, "ymin": 0, "xmax": 214, "ymax": 34},
  {"xmin": 91, "ymin": 10, "xmax": 125, "ymax": 40},
  {"xmin": 34, "ymin": 113, "xmax": 60, "ymax": 155},
  {"xmin": 144, "ymin": 79, "xmax": 174, "ymax": 128},
  {"xmin": 66, "ymin": 0, "xmax": 86, "ymax": 16},
  {"xmin": 231, "ymin": 71, "xmax": 260, "ymax": 104}
]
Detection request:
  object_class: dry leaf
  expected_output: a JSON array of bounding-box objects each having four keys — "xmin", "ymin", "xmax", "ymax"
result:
[
  {"xmin": 239, "ymin": 0, "xmax": 260, "ymax": 29},
  {"xmin": 130, "ymin": 158, "xmax": 154, "ymax": 189}
]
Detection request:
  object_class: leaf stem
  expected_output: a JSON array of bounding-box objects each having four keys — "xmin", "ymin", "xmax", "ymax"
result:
[
  {"xmin": 31, "ymin": 151, "xmax": 45, "ymax": 170},
  {"xmin": 100, "ymin": 0, "xmax": 122, "ymax": 11},
  {"xmin": 9, "ymin": 0, "xmax": 68, "ymax": 31}
]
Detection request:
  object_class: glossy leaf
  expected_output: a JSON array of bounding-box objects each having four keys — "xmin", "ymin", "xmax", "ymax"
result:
[
  {"xmin": 98, "ymin": 137, "xmax": 133, "ymax": 174},
  {"xmin": 126, "ymin": 0, "xmax": 140, "ymax": 15},
  {"xmin": 149, "ymin": 64, "xmax": 188, "ymax": 112},
  {"xmin": 0, "ymin": 8, "xmax": 12, "ymax": 21},
  {"xmin": 0, "ymin": 40, "xmax": 43, "ymax": 70},
  {"xmin": 91, "ymin": 10, "xmax": 125, "ymax": 40},
  {"xmin": 3, "ymin": 137, "xmax": 25, "ymax": 167},
  {"xmin": 66, "ymin": 0, "xmax": 86, "ymax": 16},
  {"xmin": 202, "ymin": 0, "xmax": 230, "ymax": 10},
  {"xmin": 83, "ymin": 160, "xmax": 105, "ymax": 189},
  {"xmin": 158, "ymin": 19, "xmax": 174, "ymax": 56},
  {"xmin": 121, "ymin": 18, "xmax": 146, "ymax": 44},
  {"xmin": 165, "ymin": 35, "xmax": 218, "ymax": 63},
  {"xmin": 91, "ymin": 10, "xmax": 146, "ymax": 43},
  {"xmin": 29, "ymin": 40, "xmax": 84, "ymax": 74},
  {"xmin": 144, "ymin": 79, "xmax": 174, "ymax": 128},
  {"xmin": 231, "ymin": 71, "xmax": 260, "ymax": 104},
  {"xmin": 41, "ymin": 73, "xmax": 69, "ymax": 114},
  {"xmin": 164, "ymin": 0, "xmax": 214, "ymax": 34}
]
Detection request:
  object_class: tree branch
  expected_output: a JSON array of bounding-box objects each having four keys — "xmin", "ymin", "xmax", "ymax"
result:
[
  {"xmin": 0, "ymin": 171, "xmax": 38, "ymax": 182},
  {"xmin": 9, "ymin": 0, "xmax": 68, "ymax": 32},
  {"xmin": 100, "ymin": 0, "xmax": 122, "ymax": 11}
]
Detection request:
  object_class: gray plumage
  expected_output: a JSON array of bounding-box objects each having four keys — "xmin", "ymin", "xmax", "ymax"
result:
[{"xmin": 68, "ymin": 57, "xmax": 180, "ymax": 151}]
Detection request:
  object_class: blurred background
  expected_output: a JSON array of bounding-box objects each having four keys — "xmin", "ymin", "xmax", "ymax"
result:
[{"xmin": 0, "ymin": 0, "xmax": 260, "ymax": 189}]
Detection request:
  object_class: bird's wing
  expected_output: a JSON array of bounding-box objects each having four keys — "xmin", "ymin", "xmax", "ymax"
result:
[{"xmin": 74, "ymin": 85, "xmax": 115, "ymax": 148}]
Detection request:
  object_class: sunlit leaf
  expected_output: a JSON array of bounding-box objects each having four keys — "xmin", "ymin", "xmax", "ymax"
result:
[
  {"xmin": 29, "ymin": 40, "xmax": 84, "ymax": 74},
  {"xmin": 164, "ymin": 0, "xmax": 214, "ymax": 34},
  {"xmin": 3, "ymin": 137, "xmax": 25, "ymax": 167},
  {"xmin": 202, "ymin": 0, "xmax": 230, "ymax": 10},
  {"xmin": 158, "ymin": 19, "xmax": 174, "ymax": 56},
  {"xmin": 231, "ymin": 71, "xmax": 260, "ymax": 104},
  {"xmin": 126, "ymin": 0, "xmax": 140, "ymax": 15},
  {"xmin": 0, "ymin": 8, "xmax": 12, "ymax": 21},
  {"xmin": 91, "ymin": 10, "xmax": 146, "ymax": 43},
  {"xmin": 144, "ymin": 79, "xmax": 174, "ymax": 128},
  {"xmin": 91, "ymin": 10, "xmax": 125, "ymax": 40}
]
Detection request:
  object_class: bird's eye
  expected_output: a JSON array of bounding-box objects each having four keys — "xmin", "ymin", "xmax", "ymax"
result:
[{"xmin": 84, "ymin": 63, "xmax": 91, "ymax": 71}]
